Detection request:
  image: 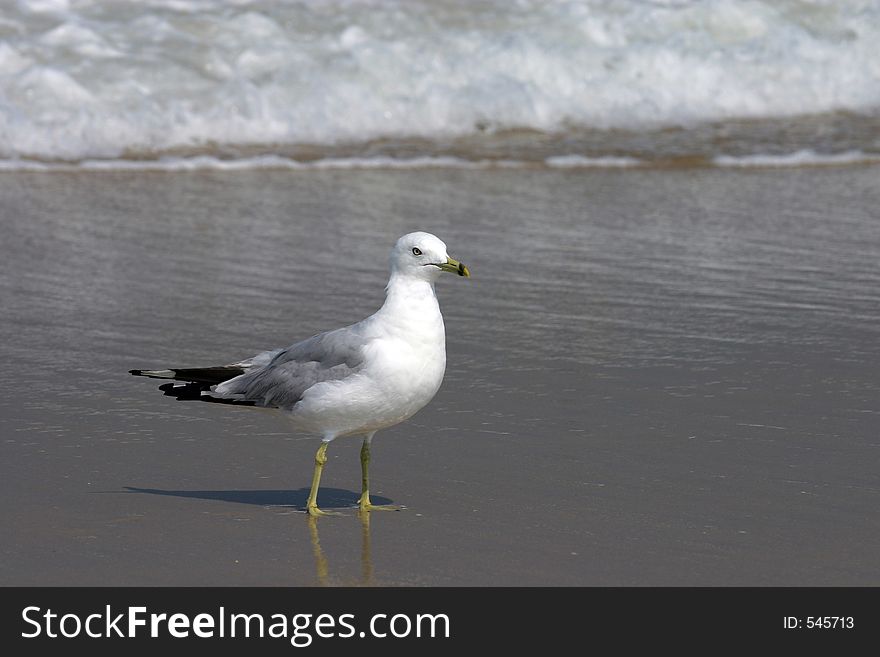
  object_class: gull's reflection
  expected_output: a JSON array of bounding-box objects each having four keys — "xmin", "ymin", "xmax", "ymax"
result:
[
  {"xmin": 359, "ymin": 510, "xmax": 374, "ymax": 584},
  {"xmin": 307, "ymin": 511, "xmax": 375, "ymax": 586},
  {"xmin": 307, "ymin": 515, "xmax": 330, "ymax": 585}
]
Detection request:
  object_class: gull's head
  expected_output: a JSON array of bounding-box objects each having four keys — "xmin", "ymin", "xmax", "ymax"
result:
[{"xmin": 390, "ymin": 231, "xmax": 470, "ymax": 282}]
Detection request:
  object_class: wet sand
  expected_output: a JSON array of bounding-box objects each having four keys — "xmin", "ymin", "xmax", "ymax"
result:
[{"xmin": 1, "ymin": 165, "xmax": 878, "ymax": 585}]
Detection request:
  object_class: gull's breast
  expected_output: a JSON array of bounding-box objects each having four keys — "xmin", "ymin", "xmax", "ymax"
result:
[
  {"xmin": 365, "ymin": 333, "xmax": 446, "ymax": 411},
  {"xmin": 288, "ymin": 333, "xmax": 446, "ymax": 437}
]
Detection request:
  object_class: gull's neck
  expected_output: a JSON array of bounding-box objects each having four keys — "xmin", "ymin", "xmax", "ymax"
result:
[{"xmin": 374, "ymin": 272, "xmax": 444, "ymax": 338}]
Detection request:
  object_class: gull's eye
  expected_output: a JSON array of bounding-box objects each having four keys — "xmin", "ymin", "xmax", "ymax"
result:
[{"xmin": 412, "ymin": 247, "xmax": 422, "ymax": 256}]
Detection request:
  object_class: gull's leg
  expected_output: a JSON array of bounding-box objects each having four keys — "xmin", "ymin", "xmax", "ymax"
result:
[
  {"xmin": 357, "ymin": 432, "xmax": 374, "ymax": 509},
  {"xmin": 358, "ymin": 432, "xmax": 402, "ymax": 512},
  {"xmin": 307, "ymin": 437, "xmax": 341, "ymax": 517}
]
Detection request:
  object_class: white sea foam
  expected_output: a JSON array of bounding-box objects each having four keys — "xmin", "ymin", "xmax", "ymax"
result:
[
  {"xmin": 545, "ymin": 155, "xmax": 643, "ymax": 168},
  {"xmin": 3, "ymin": 150, "xmax": 877, "ymax": 172},
  {"xmin": 1, "ymin": 1, "xmax": 880, "ymax": 163},
  {"xmin": 713, "ymin": 150, "xmax": 880, "ymax": 168},
  {"xmin": 0, "ymin": 154, "xmax": 525, "ymax": 172}
]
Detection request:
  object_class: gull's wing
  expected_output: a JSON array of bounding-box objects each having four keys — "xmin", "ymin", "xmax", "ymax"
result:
[{"xmin": 213, "ymin": 325, "xmax": 368, "ymax": 409}]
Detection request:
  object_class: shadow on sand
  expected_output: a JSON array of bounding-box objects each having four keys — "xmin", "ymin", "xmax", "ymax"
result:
[
  {"xmin": 122, "ymin": 486, "xmax": 393, "ymax": 511},
  {"xmin": 123, "ymin": 486, "xmax": 389, "ymax": 585}
]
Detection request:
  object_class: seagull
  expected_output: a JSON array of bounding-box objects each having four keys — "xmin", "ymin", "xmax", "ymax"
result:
[{"xmin": 130, "ymin": 232, "xmax": 470, "ymax": 517}]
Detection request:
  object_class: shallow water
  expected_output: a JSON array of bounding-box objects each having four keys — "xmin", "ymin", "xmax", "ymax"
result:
[{"xmin": 1, "ymin": 165, "xmax": 878, "ymax": 585}]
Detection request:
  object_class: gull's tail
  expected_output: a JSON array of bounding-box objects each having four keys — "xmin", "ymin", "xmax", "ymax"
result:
[{"xmin": 129, "ymin": 366, "xmax": 255, "ymax": 405}]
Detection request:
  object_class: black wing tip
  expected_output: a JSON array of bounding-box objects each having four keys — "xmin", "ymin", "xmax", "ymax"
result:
[
  {"xmin": 158, "ymin": 381, "xmax": 256, "ymax": 406},
  {"xmin": 129, "ymin": 367, "xmax": 244, "ymax": 384},
  {"xmin": 130, "ymin": 369, "xmax": 167, "ymax": 378},
  {"xmin": 159, "ymin": 381, "xmax": 197, "ymax": 395}
]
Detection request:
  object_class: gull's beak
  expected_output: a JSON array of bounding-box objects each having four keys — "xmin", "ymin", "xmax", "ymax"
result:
[{"xmin": 436, "ymin": 255, "xmax": 471, "ymax": 277}]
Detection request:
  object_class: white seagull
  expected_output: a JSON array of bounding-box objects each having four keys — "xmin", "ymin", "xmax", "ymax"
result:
[{"xmin": 131, "ymin": 232, "xmax": 470, "ymax": 516}]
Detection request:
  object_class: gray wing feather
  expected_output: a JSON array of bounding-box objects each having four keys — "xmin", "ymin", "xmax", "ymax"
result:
[{"xmin": 214, "ymin": 326, "xmax": 367, "ymax": 409}]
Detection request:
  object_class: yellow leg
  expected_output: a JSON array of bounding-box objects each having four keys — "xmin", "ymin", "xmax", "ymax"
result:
[
  {"xmin": 357, "ymin": 439, "xmax": 371, "ymax": 508},
  {"xmin": 306, "ymin": 442, "xmax": 340, "ymax": 517},
  {"xmin": 357, "ymin": 435, "xmax": 401, "ymax": 512}
]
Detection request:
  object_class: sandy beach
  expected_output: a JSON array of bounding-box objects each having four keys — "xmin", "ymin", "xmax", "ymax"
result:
[{"xmin": 1, "ymin": 164, "xmax": 878, "ymax": 585}]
